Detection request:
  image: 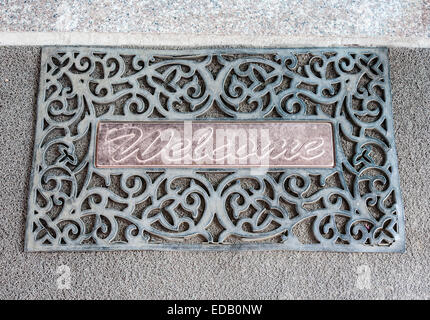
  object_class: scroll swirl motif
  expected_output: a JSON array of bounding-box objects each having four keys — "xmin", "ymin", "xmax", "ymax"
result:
[{"xmin": 25, "ymin": 47, "xmax": 404, "ymax": 252}]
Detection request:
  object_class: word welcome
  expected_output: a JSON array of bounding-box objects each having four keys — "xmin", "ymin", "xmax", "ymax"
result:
[{"xmin": 96, "ymin": 121, "xmax": 334, "ymax": 168}]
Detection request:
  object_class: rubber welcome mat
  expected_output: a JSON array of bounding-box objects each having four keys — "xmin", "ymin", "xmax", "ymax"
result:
[{"xmin": 25, "ymin": 47, "xmax": 405, "ymax": 252}]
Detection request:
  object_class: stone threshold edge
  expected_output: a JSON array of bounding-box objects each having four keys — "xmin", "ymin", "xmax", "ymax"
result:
[{"xmin": 0, "ymin": 32, "xmax": 429, "ymax": 48}]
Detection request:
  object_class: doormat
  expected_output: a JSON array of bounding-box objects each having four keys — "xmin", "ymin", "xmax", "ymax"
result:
[{"xmin": 25, "ymin": 47, "xmax": 405, "ymax": 252}]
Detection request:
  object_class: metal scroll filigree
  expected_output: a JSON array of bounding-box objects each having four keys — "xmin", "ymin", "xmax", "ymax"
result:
[{"xmin": 25, "ymin": 47, "xmax": 405, "ymax": 252}]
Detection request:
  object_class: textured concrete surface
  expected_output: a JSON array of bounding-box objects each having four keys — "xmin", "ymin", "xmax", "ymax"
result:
[
  {"xmin": 0, "ymin": 1, "xmax": 428, "ymax": 36},
  {"xmin": 0, "ymin": 47, "xmax": 429, "ymax": 299},
  {"xmin": 0, "ymin": 1, "xmax": 430, "ymax": 47}
]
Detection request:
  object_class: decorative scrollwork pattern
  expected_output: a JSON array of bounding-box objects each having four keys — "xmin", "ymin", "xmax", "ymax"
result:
[{"xmin": 25, "ymin": 47, "xmax": 405, "ymax": 252}]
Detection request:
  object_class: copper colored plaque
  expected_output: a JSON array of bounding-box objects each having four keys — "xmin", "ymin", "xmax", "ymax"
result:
[{"xmin": 96, "ymin": 121, "xmax": 334, "ymax": 168}]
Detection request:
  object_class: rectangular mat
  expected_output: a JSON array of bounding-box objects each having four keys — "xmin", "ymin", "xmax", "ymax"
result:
[{"xmin": 25, "ymin": 47, "xmax": 405, "ymax": 252}]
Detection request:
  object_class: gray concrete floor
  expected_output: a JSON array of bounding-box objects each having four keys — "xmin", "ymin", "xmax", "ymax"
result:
[
  {"xmin": 1, "ymin": 1, "xmax": 428, "ymax": 39},
  {"xmin": 0, "ymin": 47, "xmax": 429, "ymax": 299},
  {"xmin": 1, "ymin": 1, "xmax": 429, "ymax": 47}
]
